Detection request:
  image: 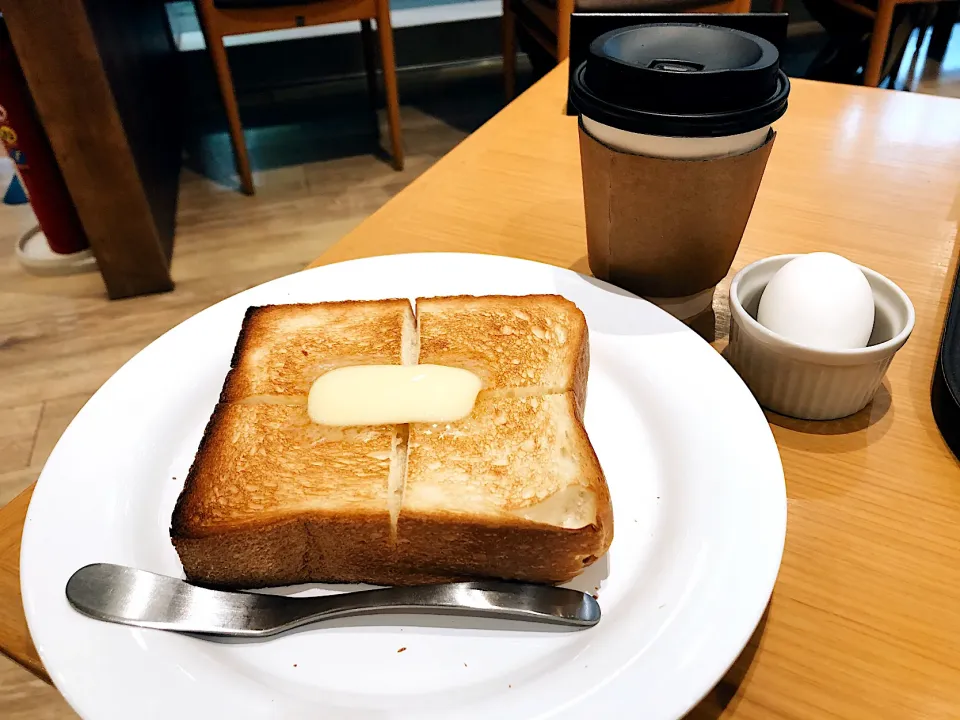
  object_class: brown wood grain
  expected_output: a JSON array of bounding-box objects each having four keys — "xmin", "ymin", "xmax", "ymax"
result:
[
  {"xmin": 0, "ymin": 487, "xmax": 44, "ymax": 683},
  {"xmin": 310, "ymin": 66, "xmax": 960, "ymax": 718},
  {"xmin": 2, "ymin": 0, "xmax": 180, "ymax": 299},
  {"xmin": 1, "ymin": 64, "xmax": 959, "ymax": 717},
  {"xmin": 213, "ymin": 0, "xmax": 378, "ymax": 34}
]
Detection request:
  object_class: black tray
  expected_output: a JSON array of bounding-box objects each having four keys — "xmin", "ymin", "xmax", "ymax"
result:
[{"xmin": 932, "ymin": 259, "xmax": 960, "ymax": 457}]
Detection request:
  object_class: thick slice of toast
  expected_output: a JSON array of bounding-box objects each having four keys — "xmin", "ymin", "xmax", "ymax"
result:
[
  {"xmin": 171, "ymin": 295, "xmax": 612, "ymax": 588},
  {"xmin": 171, "ymin": 402, "xmax": 407, "ymax": 587},
  {"xmin": 416, "ymin": 295, "xmax": 589, "ymax": 409},
  {"xmin": 172, "ymin": 299, "xmax": 416, "ymax": 588},
  {"xmin": 222, "ymin": 300, "xmax": 417, "ymax": 401},
  {"xmin": 397, "ymin": 393, "xmax": 611, "ymax": 584}
]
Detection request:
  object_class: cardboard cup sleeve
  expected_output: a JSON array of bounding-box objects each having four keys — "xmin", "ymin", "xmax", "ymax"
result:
[{"xmin": 579, "ymin": 120, "xmax": 776, "ymax": 299}]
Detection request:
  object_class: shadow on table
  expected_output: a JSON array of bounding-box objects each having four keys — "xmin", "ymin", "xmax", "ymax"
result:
[
  {"xmin": 682, "ymin": 607, "xmax": 769, "ymax": 719},
  {"xmin": 567, "ymin": 255, "xmax": 722, "ymax": 342},
  {"xmin": 766, "ymin": 381, "xmax": 893, "ymax": 440}
]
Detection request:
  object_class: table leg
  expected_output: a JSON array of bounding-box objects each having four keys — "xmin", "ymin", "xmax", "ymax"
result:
[{"xmin": 1, "ymin": 0, "xmax": 180, "ymax": 299}]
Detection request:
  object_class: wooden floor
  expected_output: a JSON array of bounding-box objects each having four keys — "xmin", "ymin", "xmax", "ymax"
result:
[
  {"xmin": 0, "ymin": 97, "xmax": 474, "ymax": 718},
  {"xmin": 1, "ymin": 35, "xmax": 958, "ymax": 717},
  {"xmin": 896, "ymin": 22, "xmax": 960, "ymax": 97}
]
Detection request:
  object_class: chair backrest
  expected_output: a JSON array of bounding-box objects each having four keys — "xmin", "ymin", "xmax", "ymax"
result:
[{"xmin": 213, "ymin": 0, "xmax": 317, "ymax": 8}]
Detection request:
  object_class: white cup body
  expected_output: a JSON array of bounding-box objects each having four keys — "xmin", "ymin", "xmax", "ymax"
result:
[{"xmin": 581, "ymin": 115, "xmax": 771, "ymax": 160}]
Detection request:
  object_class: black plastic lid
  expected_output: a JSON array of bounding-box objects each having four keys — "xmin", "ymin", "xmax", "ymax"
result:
[{"xmin": 570, "ymin": 24, "xmax": 790, "ymax": 138}]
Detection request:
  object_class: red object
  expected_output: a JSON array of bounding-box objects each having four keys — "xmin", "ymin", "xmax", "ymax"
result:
[{"xmin": 0, "ymin": 20, "xmax": 89, "ymax": 254}]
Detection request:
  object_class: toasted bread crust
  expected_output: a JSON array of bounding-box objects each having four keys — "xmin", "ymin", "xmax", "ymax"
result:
[
  {"xmin": 172, "ymin": 299, "xmax": 415, "ymax": 589},
  {"xmin": 395, "ymin": 514, "xmax": 608, "ymax": 584},
  {"xmin": 572, "ymin": 319, "xmax": 589, "ymax": 420},
  {"xmin": 174, "ymin": 513, "xmax": 399, "ymax": 588},
  {"xmin": 404, "ymin": 394, "xmax": 595, "ymax": 512},
  {"xmin": 417, "ymin": 295, "xmax": 589, "ymax": 403},
  {"xmin": 171, "ymin": 400, "xmax": 231, "ymax": 540},
  {"xmin": 400, "ymin": 392, "xmax": 612, "ymax": 583},
  {"xmin": 222, "ymin": 299, "xmax": 415, "ymax": 401},
  {"xmin": 172, "ymin": 402, "xmax": 397, "ymax": 537},
  {"xmin": 171, "ymin": 295, "xmax": 612, "ymax": 588}
]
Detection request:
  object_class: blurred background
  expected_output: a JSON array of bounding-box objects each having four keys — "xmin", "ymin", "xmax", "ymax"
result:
[{"xmin": 0, "ymin": 3, "xmax": 957, "ymax": 714}]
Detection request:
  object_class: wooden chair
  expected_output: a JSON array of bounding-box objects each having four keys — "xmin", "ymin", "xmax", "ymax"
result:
[
  {"xmin": 196, "ymin": 0, "xmax": 404, "ymax": 195},
  {"xmin": 502, "ymin": 0, "xmax": 752, "ymax": 99},
  {"xmin": 828, "ymin": 0, "xmax": 953, "ymax": 86}
]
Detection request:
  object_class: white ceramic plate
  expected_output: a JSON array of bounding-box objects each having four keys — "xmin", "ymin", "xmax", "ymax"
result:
[{"xmin": 21, "ymin": 253, "xmax": 785, "ymax": 720}]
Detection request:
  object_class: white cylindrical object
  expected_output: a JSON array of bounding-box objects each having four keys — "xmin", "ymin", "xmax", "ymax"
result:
[
  {"xmin": 16, "ymin": 225, "xmax": 97, "ymax": 277},
  {"xmin": 582, "ymin": 115, "xmax": 771, "ymax": 160},
  {"xmin": 644, "ymin": 287, "xmax": 717, "ymax": 322},
  {"xmin": 725, "ymin": 254, "xmax": 915, "ymax": 421}
]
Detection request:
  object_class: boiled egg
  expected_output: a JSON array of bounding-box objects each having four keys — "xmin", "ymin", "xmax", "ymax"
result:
[{"xmin": 756, "ymin": 253, "xmax": 875, "ymax": 350}]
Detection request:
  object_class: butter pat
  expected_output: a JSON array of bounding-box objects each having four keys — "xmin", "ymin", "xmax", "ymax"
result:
[{"xmin": 308, "ymin": 365, "xmax": 482, "ymax": 426}]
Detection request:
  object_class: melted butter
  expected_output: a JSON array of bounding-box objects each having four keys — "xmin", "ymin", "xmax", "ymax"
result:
[{"xmin": 307, "ymin": 364, "xmax": 482, "ymax": 426}]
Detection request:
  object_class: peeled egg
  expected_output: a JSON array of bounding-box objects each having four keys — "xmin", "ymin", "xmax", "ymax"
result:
[{"xmin": 757, "ymin": 253, "xmax": 875, "ymax": 350}]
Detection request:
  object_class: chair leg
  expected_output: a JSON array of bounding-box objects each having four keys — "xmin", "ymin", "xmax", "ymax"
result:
[
  {"xmin": 196, "ymin": 2, "xmax": 254, "ymax": 195},
  {"xmin": 864, "ymin": 0, "xmax": 897, "ymax": 87},
  {"xmin": 375, "ymin": 0, "xmax": 404, "ymax": 171},
  {"xmin": 502, "ymin": 0, "xmax": 517, "ymax": 101},
  {"xmin": 556, "ymin": 0, "xmax": 574, "ymax": 61},
  {"xmin": 360, "ymin": 19, "xmax": 379, "ymax": 110}
]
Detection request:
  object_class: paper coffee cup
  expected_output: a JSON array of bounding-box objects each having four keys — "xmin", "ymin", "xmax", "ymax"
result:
[{"xmin": 571, "ymin": 24, "xmax": 790, "ymax": 321}]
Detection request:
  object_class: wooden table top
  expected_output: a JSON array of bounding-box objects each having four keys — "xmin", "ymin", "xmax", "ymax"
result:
[{"xmin": 3, "ymin": 65, "xmax": 960, "ymax": 716}]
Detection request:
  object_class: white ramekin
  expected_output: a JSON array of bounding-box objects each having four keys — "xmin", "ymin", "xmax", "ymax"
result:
[{"xmin": 726, "ymin": 254, "xmax": 915, "ymax": 421}]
